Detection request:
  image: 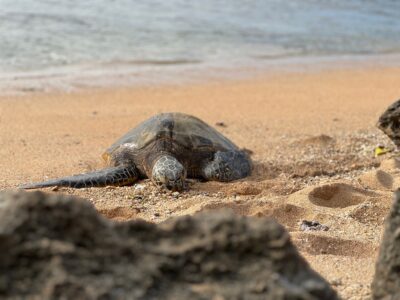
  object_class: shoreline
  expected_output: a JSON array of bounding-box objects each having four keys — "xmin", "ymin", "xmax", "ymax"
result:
[{"xmin": 2, "ymin": 52, "xmax": 400, "ymax": 96}]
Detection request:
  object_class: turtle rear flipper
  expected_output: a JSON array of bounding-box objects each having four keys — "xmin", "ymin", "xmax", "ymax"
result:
[{"xmin": 20, "ymin": 165, "xmax": 138, "ymax": 189}]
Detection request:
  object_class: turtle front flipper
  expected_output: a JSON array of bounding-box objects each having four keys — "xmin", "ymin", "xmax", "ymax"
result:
[
  {"xmin": 20, "ymin": 165, "xmax": 139, "ymax": 189},
  {"xmin": 202, "ymin": 150, "xmax": 251, "ymax": 182}
]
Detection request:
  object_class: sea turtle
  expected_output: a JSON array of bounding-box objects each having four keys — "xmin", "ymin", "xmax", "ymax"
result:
[
  {"xmin": 377, "ymin": 99, "xmax": 400, "ymax": 148},
  {"xmin": 21, "ymin": 112, "xmax": 252, "ymax": 191}
]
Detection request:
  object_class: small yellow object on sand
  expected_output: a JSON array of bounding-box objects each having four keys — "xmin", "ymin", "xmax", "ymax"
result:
[{"xmin": 374, "ymin": 146, "xmax": 391, "ymax": 157}]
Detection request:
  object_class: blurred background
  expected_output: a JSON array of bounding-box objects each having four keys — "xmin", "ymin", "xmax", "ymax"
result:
[{"xmin": 1, "ymin": 0, "xmax": 400, "ymax": 90}]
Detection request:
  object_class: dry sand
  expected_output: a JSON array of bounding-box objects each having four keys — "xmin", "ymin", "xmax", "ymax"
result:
[{"xmin": 1, "ymin": 65, "xmax": 400, "ymax": 299}]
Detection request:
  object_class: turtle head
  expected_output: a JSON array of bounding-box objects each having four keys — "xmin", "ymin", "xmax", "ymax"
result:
[{"xmin": 151, "ymin": 155, "xmax": 187, "ymax": 191}]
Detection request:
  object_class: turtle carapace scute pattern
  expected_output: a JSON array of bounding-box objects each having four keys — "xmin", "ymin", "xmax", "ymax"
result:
[
  {"xmin": 377, "ymin": 99, "xmax": 400, "ymax": 148},
  {"xmin": 21, "ymin": 113, "xmax": 252, "ymax": 191}
]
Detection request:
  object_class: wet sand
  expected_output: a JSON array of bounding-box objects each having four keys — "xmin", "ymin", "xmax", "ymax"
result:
[{"xmin": 1, "ymin": 66, "xmax": 400, "ymax": 299}]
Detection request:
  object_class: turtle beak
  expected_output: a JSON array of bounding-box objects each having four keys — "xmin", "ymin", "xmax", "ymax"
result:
[
  {"xmin": 154, "ymin": 172, "xmax": 187, "ymax": 191},
  {"xmin": 165, "ymin": 176, "xmax": 187, "ymax": 192}
]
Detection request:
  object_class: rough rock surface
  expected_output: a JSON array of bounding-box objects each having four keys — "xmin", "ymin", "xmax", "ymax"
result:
[
  {"xmin": 376, "ymin": 98, "xmax": 400, "ymax": 148},
  {"xmin": 0, "ymin": 191, "xmax": 338, "ymax": 300},
  {"xmin": 372, "ymin": 189, "xmax": 400, "ymax": 299}
]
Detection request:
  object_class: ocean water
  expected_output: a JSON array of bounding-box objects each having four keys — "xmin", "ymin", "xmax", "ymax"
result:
[{"xmin": 1, "ymin": 0, "xmax": 400, "ymax": 91}]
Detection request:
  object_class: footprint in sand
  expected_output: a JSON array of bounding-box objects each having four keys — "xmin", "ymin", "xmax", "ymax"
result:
[
  {"xmin": 307, "ymin": 183, "xmax": 376, "ymax": 208},
  {"xmin": 349, "ymin": 198, "xmax": 392, "ymax": 225},
  {"xmin": 255, "ymin": 204, "xmax": 308, "ymax": 231},
  {"xmin": 200, "ymin": 200, "xmax": 332, "ymax": 233},
  {"xmin": 349, "ymin": 203, "xmax": 386, "ymax": 225},
  {"xmin": 197, "ymin": 198, "xmax": 301, "ymax": 224},
  {"xmin": 292, "ymin": 233, "xmax": 376, "ymax": 258},
  {"xmin": 358, "ymin": 169, "xmax": 393, "ymax": 191},
  {"xmin": 379, "ymin": 158, "xmax": 400, "ymax": 173}
]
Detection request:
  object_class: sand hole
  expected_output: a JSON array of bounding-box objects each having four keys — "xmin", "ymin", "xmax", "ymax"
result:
[
  {"xmin": 358, "ymin": 170, "xmax": 393, "ymax": 190},
  {"xmin": 349, "ymin": 201, "xmax": 390, "ymax": 225},
  {"xmin": 308, "ymin": 183, "xmax": 374, "ymax": 208},
  {"xmin": 259, "ymin": 204, "xmax": 308, "ymax": 230},
  {"xmin": 293, "ymin": 234, "xmax": 376, "ymax": 258},
  {"xmin": 380, "ymin": 158, "xmax": 400, "ymax": 172}
]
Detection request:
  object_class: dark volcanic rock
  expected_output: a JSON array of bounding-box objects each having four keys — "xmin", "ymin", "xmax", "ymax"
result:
[
  {"xmin": 372, "ymin": 189, "xmax": 400, "ymax": 299},
  {"xmin": 377, "ymin": 99, "xmax": 400, "ymax": 148},
  {"xmin": 0, "ymin": 191, "xmax": 338, "ymax": 300},
  {"xmin": 300, "ymin": 220, "xmax": 329, "ymax": 232}
]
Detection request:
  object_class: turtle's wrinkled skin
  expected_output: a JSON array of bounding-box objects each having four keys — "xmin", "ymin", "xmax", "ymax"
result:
[
  {"xmin": 21, "ymin": 113, "xmax": 252, "ymax": 191},
  {"xmin": 377, "ymin": 99, "xmax": 400, "ymax": 148}
]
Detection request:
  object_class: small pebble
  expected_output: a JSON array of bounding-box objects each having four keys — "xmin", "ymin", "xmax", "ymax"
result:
[
  {"xmin": 331, "ymin": 278, "xmax": 343, "ymax": 286},
  {"xmin": 300, "ymin": 220, "xmax": 329, "ymax": 231},
  {"xmin": 134, "ymin": 184, "xmax": 145, "ymax": 191},
  {"xmin": 215, "ymin": 121, "xmax": 227, "ymax": 127}
]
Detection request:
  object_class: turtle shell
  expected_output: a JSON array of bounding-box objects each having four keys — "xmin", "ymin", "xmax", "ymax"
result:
[{"xmin": 103, "ymin": 113, "xmax": 239, "ymax": 161}]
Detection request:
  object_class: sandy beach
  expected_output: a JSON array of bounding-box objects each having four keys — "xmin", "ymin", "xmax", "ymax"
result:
[{"xmin": 2, "ymin": 65, "xmax": 400, "ymax": 299}]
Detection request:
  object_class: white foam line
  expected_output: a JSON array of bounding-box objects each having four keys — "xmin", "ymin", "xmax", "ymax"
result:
[{"xmin": 1, "ymin": 53, "xmax": 400, "ymax": 96}]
